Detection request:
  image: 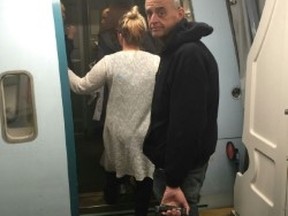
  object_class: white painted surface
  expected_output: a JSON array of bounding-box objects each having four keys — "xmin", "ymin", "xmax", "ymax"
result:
[
  {"xmin": 0, "ymin": 0, "xmax": 72, "ymax": 215},
  {"xmin": 234, "ymin": 0, "xmax": 288, "ymax": 215},
  {"xmin": 192, "ymin": 0, "xmax": 244, "ymax": 139},
  {"xmin": 191, "ymin": 0, "xmax": 245, "ymax": 208}
]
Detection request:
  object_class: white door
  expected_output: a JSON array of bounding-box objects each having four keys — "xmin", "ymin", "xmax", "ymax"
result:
[
  {"xmin": 0, "ymin": 0, "xmax": 77, "ymax": 216},
  {"xmin": 234, "ymin": 0, "xmax": 288, "ymax": 215}
]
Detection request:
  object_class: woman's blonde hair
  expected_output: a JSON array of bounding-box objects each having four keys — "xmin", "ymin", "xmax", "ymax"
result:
[{"xmin": 118, "ymin": 6, "xmax": 147, "ymax": 46}]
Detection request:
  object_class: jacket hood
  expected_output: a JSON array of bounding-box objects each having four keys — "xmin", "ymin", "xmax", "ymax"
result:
[{"xmin": 162, "ymin": 19, "xmax": 213, "ymax": 53}]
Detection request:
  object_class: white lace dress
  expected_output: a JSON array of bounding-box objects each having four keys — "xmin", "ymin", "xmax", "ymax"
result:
[{"xmin": 68, "ymin": 50, "xmax": 160, "ymax": 180}]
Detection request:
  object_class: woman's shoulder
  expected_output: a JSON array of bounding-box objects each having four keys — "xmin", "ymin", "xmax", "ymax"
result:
[
  {"xmin": 102, "ymin": 50, "xmax": 160, "ymax": 67},
  {"xmin": 139, "ymin": 50, "xmax": 159, "ymax": 56},
  {"xmin": 138, "ymin": 50, "xmax": 160, "ymax": 62}
]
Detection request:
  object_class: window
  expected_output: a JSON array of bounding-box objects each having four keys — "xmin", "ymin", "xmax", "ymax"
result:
[{"xmin": 0, "ymin": 71, "xmax": 37, "ymax": 143}]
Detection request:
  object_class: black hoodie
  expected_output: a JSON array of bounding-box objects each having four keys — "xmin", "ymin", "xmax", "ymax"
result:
[{"xmin": 143, "ymin": 19, "xmax": 219, "ymax": 187}]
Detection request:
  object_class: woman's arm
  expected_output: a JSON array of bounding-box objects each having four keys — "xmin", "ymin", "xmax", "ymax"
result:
[{"xmin": 68, "ymin": 57, "xmax": 108, "ymax": 94}]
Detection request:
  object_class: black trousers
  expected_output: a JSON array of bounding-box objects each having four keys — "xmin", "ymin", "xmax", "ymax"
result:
[{"xmin": 104, "ymin": 171, "xmax": 153, "ymax": 216}]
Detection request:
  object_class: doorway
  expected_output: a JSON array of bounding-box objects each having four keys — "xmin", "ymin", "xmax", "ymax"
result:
[{"xmin": 61, "ymin": 0, "xmax": 193, "ymax": 214}]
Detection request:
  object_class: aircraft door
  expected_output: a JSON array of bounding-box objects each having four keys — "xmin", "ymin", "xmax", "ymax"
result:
[{"xmin": 234, "ymin": 0, "xmax": 288, "ymax": 215}]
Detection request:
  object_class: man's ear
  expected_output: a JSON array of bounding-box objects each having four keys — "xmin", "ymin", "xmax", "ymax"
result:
[{"xmin": 177, "ymin": 7, "xmax": 185, "ymax": 19}]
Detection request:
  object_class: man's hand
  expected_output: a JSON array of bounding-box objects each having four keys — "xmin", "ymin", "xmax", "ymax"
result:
[{"xmin": 161, "ymin": 186, "xmax": 190, "ymax": 215}]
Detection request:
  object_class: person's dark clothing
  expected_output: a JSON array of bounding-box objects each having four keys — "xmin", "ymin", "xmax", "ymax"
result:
[
  {"xmin": 97, "ymin": 30, "xmax": 121, "ymax": 59},
  {"xmin": 143, "ymin": 19, "xmax": 219, "ymax": 188},
  {"xmin": 103, "ymin": 172, "xmax": 153, "ymax": 216},
  {"xmin": 65, "ymin": 34, "xmax": 74, "ymax": 70}
]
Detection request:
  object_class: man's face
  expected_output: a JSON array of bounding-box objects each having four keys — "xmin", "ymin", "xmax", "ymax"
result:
[
  {"xmin": 101, "ymin": 8, "xmax": 110, "ymax": 26},
  {"xmin": 145, "ymin": 0, "xmax": 184, "ymax": 38}
]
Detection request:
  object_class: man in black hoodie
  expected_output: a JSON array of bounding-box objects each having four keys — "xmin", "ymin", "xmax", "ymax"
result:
[{"xmin": 143, "ymin": 0, "xmax": 219, "ymax": 215}]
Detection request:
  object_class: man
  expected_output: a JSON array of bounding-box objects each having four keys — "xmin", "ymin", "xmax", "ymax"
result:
[{"xmin": 143, "ymin": 0, "xmax": 219, "ymax": 215}]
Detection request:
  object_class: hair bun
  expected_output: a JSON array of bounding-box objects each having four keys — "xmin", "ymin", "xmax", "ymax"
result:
[
  {"xmin": 117, "ymin": 5, "xmax": 147, "ymax": 46},
  {"xmin": 126, "ymin": 5, "xmax": 139, "ymax": 19}
]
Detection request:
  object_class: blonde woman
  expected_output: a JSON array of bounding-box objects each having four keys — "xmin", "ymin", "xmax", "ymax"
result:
[{"xmin": 68, "ymin": 6, "xmax": 160, "ymax": 216}]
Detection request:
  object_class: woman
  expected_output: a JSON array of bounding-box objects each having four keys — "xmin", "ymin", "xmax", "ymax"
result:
[{"xmin": 68, "ymin": 6, "xmax": 160, "ymax": 216}]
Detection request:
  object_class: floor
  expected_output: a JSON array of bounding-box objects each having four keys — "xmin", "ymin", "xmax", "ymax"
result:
[
  {"xmin": 199, "ymin": 208, "xmax": 233, "ymax": 216},
  {"xmin": 79, "ymin": 192, "xmax": 234, "ymax": 216},
  {"xmin": 81, "ymin": 210, "xmax": 233, "ymax": 216}
]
